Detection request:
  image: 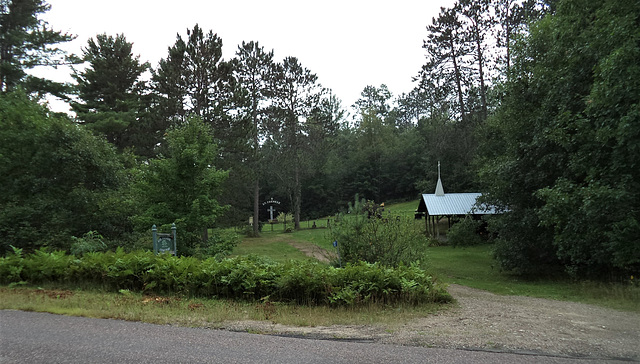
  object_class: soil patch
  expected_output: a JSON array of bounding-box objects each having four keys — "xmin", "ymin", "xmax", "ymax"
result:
[{"xmin": 288, "ymin": 241, "xmax": 334, "ymax": 263}]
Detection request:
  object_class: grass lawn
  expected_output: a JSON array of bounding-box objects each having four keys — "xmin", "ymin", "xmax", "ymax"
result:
[
  {"xmin": 233, "ymin": 227, "xmax": 336, "ymax": 261},
  {"xmin": 233, "ymin": 200, "xmax": 639, "ymax": 312},
  {"xmin": 428, "ymin": 244, "xmax": 639, "ymax": 312}
]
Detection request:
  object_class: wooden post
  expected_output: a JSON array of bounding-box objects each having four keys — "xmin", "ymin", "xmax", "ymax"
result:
[{"xmin": 425, "ymin": 214, "xmax": 429, "ymax": 235}]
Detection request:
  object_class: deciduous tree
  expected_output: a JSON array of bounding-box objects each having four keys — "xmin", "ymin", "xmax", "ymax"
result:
[
  {"xmin": 132, "ymin": 117, "xmax": 229, "ymax": 255},
  {"xmin": 0, "ymin": 91, "xmax": 125, "ymax": 253},
  {"xmin": 478, "ymin": 0, "xmax": 640, "ymax": 277}
]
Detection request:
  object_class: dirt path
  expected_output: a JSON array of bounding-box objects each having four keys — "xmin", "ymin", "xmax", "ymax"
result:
[
  {"xmin": 225, "ymin": 284, "xmax": 640, "ymax": 361},
  {"xmin": 287, "ymin": 241, "xmax": 333, "ymax": 263}
]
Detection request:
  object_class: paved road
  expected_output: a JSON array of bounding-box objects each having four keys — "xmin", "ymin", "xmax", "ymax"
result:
[{"xmin": 0, "ymin": 310, "xmax": 623, "ymax": 363}]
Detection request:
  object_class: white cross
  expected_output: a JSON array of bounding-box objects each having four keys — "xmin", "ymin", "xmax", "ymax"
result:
[{"xmin": 267, "ymin": 205, "xmax": 276, "ymax": 220}]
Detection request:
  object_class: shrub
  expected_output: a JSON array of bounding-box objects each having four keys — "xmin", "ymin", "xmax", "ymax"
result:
[
  {"xmin": 0, "ymin": 249, "xmax": 451, "ymax": 306},
  {"xmin": 329, "ymin": 196, "xmax": 429, "ymax": 268},
  {"xmin": 447, "ymin": 218, "xmax": 486, "ymax": 247},
  {"xmin": 70, "ymin": 231, "xmax": 108, "ymax": 256},
  {"xmin": 191, "ymin": 228, "xmax": 239, "ymax": 259}
]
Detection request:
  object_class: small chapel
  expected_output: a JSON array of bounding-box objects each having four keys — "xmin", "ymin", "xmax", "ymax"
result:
[{"xmin": 415, "ymin": 162, "xmax": 497, "ymax": 237}]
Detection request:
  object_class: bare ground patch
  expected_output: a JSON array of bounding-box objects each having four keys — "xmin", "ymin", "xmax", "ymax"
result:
[{"xmin": 287, "ymin": 241, "xmax": 334, "ymax": 263}]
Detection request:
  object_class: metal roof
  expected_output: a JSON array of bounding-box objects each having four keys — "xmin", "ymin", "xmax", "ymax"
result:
[{"xmin": 418, "ymin": 193, "xmax": 497, "ymax": 216}]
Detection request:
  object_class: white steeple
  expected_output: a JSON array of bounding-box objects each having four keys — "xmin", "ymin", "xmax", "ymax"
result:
[{"xmin": 435, "ymin": 161, "xmax": 445, "ymax": 196}]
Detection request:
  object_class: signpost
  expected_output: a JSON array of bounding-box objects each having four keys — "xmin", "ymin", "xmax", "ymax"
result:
[
  {"xmin": 152, "ymin": 223, "xmax": 177, "ymax": 255},
  {"xmin": 333, "ymin": 240, "xmax": 341, "ymax": 268}
]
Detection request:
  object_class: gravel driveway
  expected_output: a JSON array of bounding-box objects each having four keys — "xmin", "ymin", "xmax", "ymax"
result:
[{"xmin": 224, "ymin": 284, "xmax": 640, "ymax": 361}]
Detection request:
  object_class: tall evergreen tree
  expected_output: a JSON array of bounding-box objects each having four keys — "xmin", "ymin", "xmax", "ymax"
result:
[
  {"xmin": 266, "ymin": 56, "xmax": 324, "ymax": 229},
  {"xmin": 0, "ymin": 0, "xmax": 75, "ymax": 96},
  {"xmin": 494, "ymin": 0, "xmax": 547, "ymax": 78},
  {"xmin": 230, "ymin": 41, "xmax": 274, "ymax": 235},
  {"xmin": 352, "ymin": 84, "xmax": 392, "ymax": 125},
  {"xmin": 459, "ymin": 0, "xmax": 493, "ymax": 120},
  {"xmin": 151, "ymin": 24, "xmax": 234, "ymax": 141},
  {"xmin": 71, "ymin": 33, "xmax": 150, "ymax": 152},
  {"xmin": 421, "ymin": 6, "xmax": 470, "ymax": 122}
]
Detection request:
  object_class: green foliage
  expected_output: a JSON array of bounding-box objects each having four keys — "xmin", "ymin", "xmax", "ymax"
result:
[
  {"xmin": 151, "ymin": 24, "xmax": 232, "ymax": 129},
  {"xmin": 190, "ymin": 228, "xmax": 240, "ymax": 260},
  {"xmin": 447, "ymin": 218, "xmax": 486, "ymax": 247},
  {"xmin": 0, "ymin": 246, "xmax": 24, "ymax": 283},
  {"xmin": 478, "ymin": 0, "xmax": 640, "ymax": 277},
  {"xmin": 131, "ymin": 117, "xmax": 229, "ymax": 255},
  {"xmin": 0, "ymin": 0, "xmax": 76, "ymax": 95},
  {"xmin": 70, "ymin": 231, "xmax": 107, "ymax": 256},
  {"xmin": 0, "ymin": 249, "xmax": 452, "ymax": 306},
  {"xmin": 275, "ymin": 212, "xmax": 293, "ymax": 224},
  {"xmin": 330, "ymin": 196, "xmax": 429, "ymax": 267},
  {"xmin": 0, "ymin": 91, "xmax": 127, "ymax": 254},
  {"xmin": 71, "ymin": 33, "xmax": 151, "ymax": 153}
]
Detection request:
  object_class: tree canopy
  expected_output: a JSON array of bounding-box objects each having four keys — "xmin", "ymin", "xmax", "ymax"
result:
[
  {"xmin": 2, "ymin": 0, "xmax": 638, "ymax": 279},
  {"xmin": 71, "ymin": 33, "xmax": 150, "ymax": 152},
  {"xmin": 0, "ymin": 0, "xmax": 75, "ymax": 96},
  {"xmin": 479, "ymin": 0, "xmax": 640, "ymax": 277},
  {"xmin": 0, "ymin": 91, "xmax": 124, "ymax": 254}
]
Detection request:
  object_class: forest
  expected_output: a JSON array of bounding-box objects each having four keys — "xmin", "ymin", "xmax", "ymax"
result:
[{"xmin": 1, "ymin": 0, "xmax": 638, "ymax": 278}]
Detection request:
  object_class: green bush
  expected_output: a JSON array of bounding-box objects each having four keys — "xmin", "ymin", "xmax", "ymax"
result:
[
  {"xmin": 70, "ymin": 231, "xmax": 108, "ymax": 256},
  {"xmin": 0, "ymin": 249, "xmax": 451, "ymax": 306},
  {"xmin": 191, "ymin": 228, "xmax": 239, "ymax": 260},
  {"xmin": 330, "ymin": 196, "xmax": 429, "ymax": 268},
  {"xmin": 447, "ymin": 218, "xmax": 486, "ymax": 247}
]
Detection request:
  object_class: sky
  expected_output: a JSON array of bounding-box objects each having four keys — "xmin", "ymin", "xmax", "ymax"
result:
[{"xmin": 41, "ymin": 0, "xmax": 454, "ymax": 112}]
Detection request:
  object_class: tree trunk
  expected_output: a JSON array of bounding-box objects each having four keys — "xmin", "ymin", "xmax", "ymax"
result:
[
  {"xmin": 475, "ymin": 26, "xmax": 488, "ymax": 120},
  {"xmin": 252, "ymin": 88, "xmax": 260, "ymax": 236},
  {"xmin": 253, "ymin": 179, "xmax": 260, "ymax": 235},
  {"xmin": 450, "ymin": 39, "xmax": 466, "ymax": 121},
  {"xmin": 294, "ymin": 162, "xmax": 301, "ymax": 230}
]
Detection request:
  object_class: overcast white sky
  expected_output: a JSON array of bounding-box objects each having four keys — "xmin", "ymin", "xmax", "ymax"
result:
[{"xmin": 42, "ymin": 0, "xmax": 453, "ymax": 111}]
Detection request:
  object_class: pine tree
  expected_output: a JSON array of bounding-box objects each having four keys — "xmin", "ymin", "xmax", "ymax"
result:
[
  {"xmin": 266, "ymin": 57, "xmax": 324, "ymax": 229},
  {"xmin": 0, "ymin": 0, "xmax": 75, "ymax": 96},
  {"xmin": 421, "ymin": 6, "xmax": 470, "ymax": 122},
  {"xmin": 151, "ymin": 24, "xmax": 234, "ymax": 137},
  {"xmin": 71, "ymin": 33, "xmax": 150, "ymax": 152},
  {"xmin": 231, "ymin": 41, "xmax": 274, "ymax": 235}
]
